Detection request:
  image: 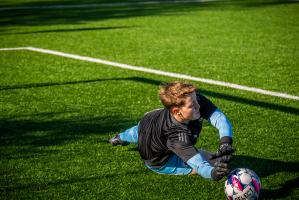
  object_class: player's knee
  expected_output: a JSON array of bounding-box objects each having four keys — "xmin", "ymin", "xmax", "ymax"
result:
[{"xmin": 188, "ymin": 169, "xmax": 198, "ymax": 176}]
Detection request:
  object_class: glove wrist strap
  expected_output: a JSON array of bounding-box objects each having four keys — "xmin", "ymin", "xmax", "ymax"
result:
[{"xmin": 220, "ymin": 136, "xmax": 232, "ymax": 145}]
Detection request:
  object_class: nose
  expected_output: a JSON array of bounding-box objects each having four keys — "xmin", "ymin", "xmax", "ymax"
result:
[{"xmin": 195, "ymin": 102, "xmax": 200, "ymax": 111}]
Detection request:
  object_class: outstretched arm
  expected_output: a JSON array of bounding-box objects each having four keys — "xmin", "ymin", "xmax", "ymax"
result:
[
  {"xmin": 186, "ymin": 153, "xmax": 213, "ymax": 179},
  {"xmin": 208, "ymin": 108, "xmax": 234, "ymax": 162},
  {"xmin": 187, "ymin": 153, "xmax": 229, "ymax": 180}
]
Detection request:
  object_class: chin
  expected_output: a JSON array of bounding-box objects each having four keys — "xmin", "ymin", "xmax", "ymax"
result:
[{"xmin": 194, "ymin": 114, "xmax": 201, "ymax": 120}]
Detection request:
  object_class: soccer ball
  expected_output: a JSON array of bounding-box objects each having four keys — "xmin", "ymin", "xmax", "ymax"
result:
[{"xmin": 224, "ymin": 168, "xmax": 261, "ymax": 200}]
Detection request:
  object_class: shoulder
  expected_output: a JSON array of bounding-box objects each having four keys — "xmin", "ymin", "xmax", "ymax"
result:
[
  {"xmin": 142, "ymin": 108, "xmax": 169, "ymax": 120},
  {"xmin": 195, "ymin": 90, "xmax": 210, "ymax": 103},
  {"xmin": 140, "ymin": 108, "xmax": 170, "ymax": 124},
  {"xmin": 144, "ymin": 108, "xmax": 165, "ymax": 116},
  {"xmin": 195, "ymin": 90, "xmax": 218, "ymax": 119}
]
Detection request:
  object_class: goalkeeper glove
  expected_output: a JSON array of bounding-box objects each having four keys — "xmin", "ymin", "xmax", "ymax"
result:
[
  {"xmin": 211, "ymin": 161, "xmax": 229, "ymax": 181},
  {"xmin": 210, "ymin": 136, "xmax": 235, "ymax": 163}
]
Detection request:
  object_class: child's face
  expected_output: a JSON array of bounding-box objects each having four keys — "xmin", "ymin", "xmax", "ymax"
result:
[{"xmin": 179, "ymin": 91, "xmax": 201, "ymax": 121}]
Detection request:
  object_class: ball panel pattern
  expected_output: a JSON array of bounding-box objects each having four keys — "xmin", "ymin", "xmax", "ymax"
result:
[{"xmin": 224, "ymin": 168, "xmax": 261, "ymax": 200}]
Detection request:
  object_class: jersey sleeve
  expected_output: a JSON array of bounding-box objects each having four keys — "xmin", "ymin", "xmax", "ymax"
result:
[
  {"xmin": 196, "ymin": 91, "xmax": 217, "ymax": 120},
  {"xmin": 208, "ymin": 108, "xmax": 233, "ymax": 139},
  {"xmin": 187, "ymin": 153, "xmax": 213, "ymax": 179},
  {"xmin": 166, "ymin": 131, "xmax": 198, "ymax": 162}
]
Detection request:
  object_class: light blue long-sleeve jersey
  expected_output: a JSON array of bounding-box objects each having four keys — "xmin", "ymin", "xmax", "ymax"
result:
[
  {"xmin": 187, "ymin": 109, "xmax": 233, "ymax": 179},
  {"xmin": 208, "ymin": 108, "xmax": 233, "ymax": 139}
]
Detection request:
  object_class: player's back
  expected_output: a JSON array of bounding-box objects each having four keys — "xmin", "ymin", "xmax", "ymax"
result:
[{"xmin": 138, "ymin": 108, "xmax": 173, "ymax": 167}]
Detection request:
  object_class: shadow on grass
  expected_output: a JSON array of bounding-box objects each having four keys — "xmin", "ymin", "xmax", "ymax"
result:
[
  {"xmin": 231, "ymin": 155, "xmax": 299, "ymax": 178},
  {"xmin": 1, "ymin": 76, "xmax": 298, "ymax": 116},
  {"xmin": 0, "ymin": 0, "xmax": 209, "ymax": 27},
  {"xmin": 0, "ymin": 0, "xmax": 298, "ymax": 27},
  {"xmin": 261, "ymin": 177, "xmax": 299, "ymax": 199},
  {"xmin": 239, "ymin": 0, "xmax": 299, "ymax": 7},
  {"xmin": 0, "ymin": 113, "xmax": 136, "ymax": 148},
  {"xmin": 231, "ymin": 155, "xmax": 299, "ymax": 199},
  {"xmin": 0, "ymin": 25, "xmax": 137, "ymax": 35}
]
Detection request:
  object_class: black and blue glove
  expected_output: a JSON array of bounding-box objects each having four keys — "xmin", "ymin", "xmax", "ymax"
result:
[
  {"xmin": 210, "ymin": 136, "xmax": 235, "ymax": 163},
  {"xmin": 211, "ymin": 161, "xmax": 230, "ymax": 181}
]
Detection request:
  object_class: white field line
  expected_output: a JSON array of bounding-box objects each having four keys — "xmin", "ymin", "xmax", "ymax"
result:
[
  {"xmin": 0, "ymin": 47, "xmax": 30, "ymax": 51},
  {"xmin": 0, "ymin": 0, "xmax": 217, "ymax": 11},
  {"xmin": 1, "ymin": 46, "xmax": 298, "ymax": 101}
]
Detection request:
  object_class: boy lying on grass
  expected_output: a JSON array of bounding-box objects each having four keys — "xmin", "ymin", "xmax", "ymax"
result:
[{"xmin": 109, "ymin": 81, "xmax": 234, "ymax": 180}]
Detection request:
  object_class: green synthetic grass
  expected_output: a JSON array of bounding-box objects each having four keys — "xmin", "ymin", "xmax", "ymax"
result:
[{"xmin": 0, "ymin": 0, "xmax": 298, "ymax": 199}]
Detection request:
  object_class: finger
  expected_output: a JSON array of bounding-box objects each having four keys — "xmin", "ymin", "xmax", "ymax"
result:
[
  {"xmin": 215, "ymin": 170, "xmax": 229, "ymax": 178},
  {"xmin": 215, "ymin": 171, "xmax": 227, "ymax": 177},
  {"xmin": 215, "ymin": 165, "xmax": 229, "ymax": 174},
  {"xmin": 217, "ymin": 167, "xmax": 230, "ymax": 174},
  {"xmin": 215, "ymin": 162, "xmax": 228, "ymax": 168}
]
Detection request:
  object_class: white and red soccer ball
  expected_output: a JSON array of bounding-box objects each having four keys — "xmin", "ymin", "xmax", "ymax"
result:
[{"xmin": 224, "ymin": 168, "xmax": 261, "ymax": 200}]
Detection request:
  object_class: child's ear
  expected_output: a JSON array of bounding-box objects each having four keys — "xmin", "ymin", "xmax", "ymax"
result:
[{"xmin": 170, "ymin": 106, "xmax": 180, "ymax": 115}]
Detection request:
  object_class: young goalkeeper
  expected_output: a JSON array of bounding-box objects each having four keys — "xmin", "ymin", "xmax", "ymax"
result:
[{"xmin": 109, "ymin": 81, "xmax": 234, "ymax": 181}]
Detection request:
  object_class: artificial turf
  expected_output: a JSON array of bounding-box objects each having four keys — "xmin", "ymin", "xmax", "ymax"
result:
[{"xmin": 0, "ymin": 0, "xmax": 298, "ymax": 199}]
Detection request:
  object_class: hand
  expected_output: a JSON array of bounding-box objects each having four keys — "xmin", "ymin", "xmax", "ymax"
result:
[
  {"xmin": 211, "ymin": 161, "xmax": 229, "ymax": 181},
  {"xmin": 210, "ymin": 143, "xmax": 235, "ymax": 159},
  {"xmin": 210, "ymin": 137, "xmax": 235, "ymax": 163}
]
